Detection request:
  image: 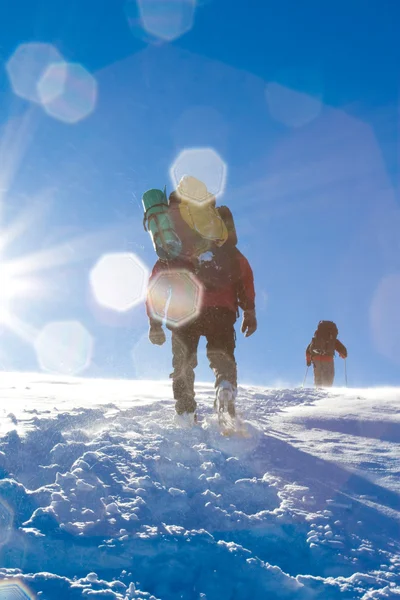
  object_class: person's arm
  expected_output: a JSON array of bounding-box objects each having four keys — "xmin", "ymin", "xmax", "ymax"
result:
[
  {"xmin": 146, "ymin": 260, "xmax": 164, "ymax": 324},
  {"xmin": 306, "ymin": 343, "xmax": 312, "ymax": 366},
  {"xmin": 237, "ymin": 252, "xmax": 255, "ymax": 312},
  {"xmin": 236, "ymin": 252, "xmax": 257, "ymax": 337},
  {"xmin": 146, "ymin": 260, "xmax": 167, "ymax": 345},
  {"xmin": 335, "ymin": 339, "xmax": 347, "ymax": 358}
]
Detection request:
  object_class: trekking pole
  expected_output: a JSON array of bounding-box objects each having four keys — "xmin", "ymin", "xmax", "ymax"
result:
[
  {"xmin": 344, "ymin": 359, "xmax": 348, "ymax": 387},
  {"xmin": 302, "ymin": 366, "xmax": 309, "ymax": 388}
]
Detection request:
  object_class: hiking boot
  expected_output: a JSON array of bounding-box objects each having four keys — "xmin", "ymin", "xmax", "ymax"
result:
[
  {"xmin": 216, "ymin": 381, "xmax": 237, "ymax": 417},
  {"xmin": 174, "ymin": 412, "xmax": 197, "ymax": 428},
  {"xmin": 175, "ymin": 396, "xmax": 197, "ymax": 416}
]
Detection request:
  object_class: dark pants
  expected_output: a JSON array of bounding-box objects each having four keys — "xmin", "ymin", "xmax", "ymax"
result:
[
  {"xmin": 313, "ymin": 360, "xmax": 334, "ymax": 387},
  {"xmin": 170, "ymin": 308, "xmax": 237, "ymax": 414}
]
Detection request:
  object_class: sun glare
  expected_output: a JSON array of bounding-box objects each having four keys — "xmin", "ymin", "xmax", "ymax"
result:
[
  {"xmin": 0, "ymin": 263, "xmax": 28, "ymax": 295},
  {"xmin": 0, "ymin": 196, "xmax": 144, "ymax": 372},
  {"xmin": 0, "ymin": 213, "xmax": 132, "ymax": 354},
  {"xmin": 0, "ymin": 253, "xmax": 42, "ymax": 327},
  {"xmin": 0, "ymin": 263, "xmax": 23, "ymax": 324}
]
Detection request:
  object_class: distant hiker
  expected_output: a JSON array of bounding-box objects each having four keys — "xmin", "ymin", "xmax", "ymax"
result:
[
  {"xmin": 306, "ymin": 321, "xmax": 347, "ymax": 387},
  {"xmin": 143, "ymin": 176, "xmax": 256, "ymax": 423}
]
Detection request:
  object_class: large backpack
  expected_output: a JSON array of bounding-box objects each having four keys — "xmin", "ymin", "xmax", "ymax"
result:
[
  {"xmin": 174, "ymin": 174, "xmax": 228, "ymax": 250},
  {"xmin": 178, "ymin": 197, "xmax": 228, "ymax": 248},
  {"xmin": 310, "ymin": 320, "xmax": 338, "ymax": 357},
  {"xmin": 143, "ymin": 185, "xmax": 238, "ymax": 261},
  {"xmin": 170, "ymin": 194, "xmax": 239, "ymax": 290}
]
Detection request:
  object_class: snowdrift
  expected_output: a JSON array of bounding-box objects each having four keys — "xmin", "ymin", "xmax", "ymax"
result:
[{"xmin": 0, "ymin": 374, "xmax": 398, "ymax": 599}]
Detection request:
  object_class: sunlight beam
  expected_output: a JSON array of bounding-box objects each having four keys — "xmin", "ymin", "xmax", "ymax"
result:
[
  {"xmin": 0, "ymin": 194, "xmax": 53, "ymax": 255},
  {"xmin": 5, "ymin": 226, "xmax": 129, "ymax": 277},
  {"xmin": 0, "ymin": 109, "xmax": 38, "ymax": 226},
  {"xmin": 2, "ymin": 312, "xmax": 38, "ymax": 344}
]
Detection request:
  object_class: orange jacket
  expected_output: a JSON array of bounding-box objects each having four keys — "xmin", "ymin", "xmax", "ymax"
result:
[{"xmin": 306, "ymin": 339, "xmax": 347, "ymax": 364}]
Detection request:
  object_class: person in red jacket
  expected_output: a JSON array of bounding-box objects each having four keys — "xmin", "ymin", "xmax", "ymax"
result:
[
  {"xmin": 146, "ymin": 245, "xmax": 256, "ymax": 421},
  {"xmin": 306, "ymin": 320, "xmax": 347, "ymax": 387}
]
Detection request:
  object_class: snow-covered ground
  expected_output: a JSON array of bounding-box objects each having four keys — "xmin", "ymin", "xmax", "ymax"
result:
[{"xmin": 0, "ymin": 374, "xmax": 399, "ymax": 599}]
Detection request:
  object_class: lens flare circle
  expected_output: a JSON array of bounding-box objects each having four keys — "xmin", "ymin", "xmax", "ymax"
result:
[
  {"xmin": 34, "ymin": 320, "xmax": 93, "ymax": 375},
  {"xmin": 6, "ymin": 42, "xmax": 64, "ymax": 104},
  {"xmin": 136, "ymin": 0, "xmax": 196, "ymax": 42},
  {"xmin": 170, "ymin": 147, "xmax": 227, "ymax": 203},
  {"xmin": 265, "ymin": 82, "xmax": 322, "ymax": 128},
  {"xmin": 147, "ymin": 269, "xmax": 203, "ymax": 328},
  {"xmin": 39, "ymin": 62, "xmax": 98, "ymax": 124},
  {"xmin": 90, "ymin": 252, "xmax": 149, "ymax": 313},
  {"xmin": 0, "ymin": 581, "xmax": 35, "ymax": 599},
  {"xmin": 37, "ymin": 62, "xmax": 67, "ymax": 105}
]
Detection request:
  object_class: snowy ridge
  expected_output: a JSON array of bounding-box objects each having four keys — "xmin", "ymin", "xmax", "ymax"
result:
[{"xmin": 0, "ymin": 375, "xmax": 399, "ymax": 599}]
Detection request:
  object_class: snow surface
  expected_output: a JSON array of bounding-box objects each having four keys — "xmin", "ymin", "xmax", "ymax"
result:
[{"xmin": 0, "ymin": 374, "xmax": 399, "ymax": 599}]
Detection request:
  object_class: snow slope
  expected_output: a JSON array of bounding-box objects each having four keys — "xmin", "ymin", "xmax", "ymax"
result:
[{"xmin": 0, "ymin": 374, "xmax": 399, "ymax": 599}]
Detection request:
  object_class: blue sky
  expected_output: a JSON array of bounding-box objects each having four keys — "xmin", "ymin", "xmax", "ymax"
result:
[{"xmin": 0, "ymin": 0, "xmax": 399, "ymax": 387}]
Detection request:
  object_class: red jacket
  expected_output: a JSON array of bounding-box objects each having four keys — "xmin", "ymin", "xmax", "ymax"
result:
[
  {"xmin": 306, "ymin": 339, "xmax": 347, "ymax": 363},
  {"xmin": 146, "ymin": 249, "xmax": 255, "ymax": 325}
]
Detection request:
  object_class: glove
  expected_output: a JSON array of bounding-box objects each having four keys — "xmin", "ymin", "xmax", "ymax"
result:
[
  {"xmin": 306, "ymin": 360, "xmax": 311, "ymax": 367},
  {"xmin": 148, "ymin": 324, "xmax": 166, "ymax": 346},
  {"xmin": 241, "ymin": 309, "xmax": 257, "ymax": 337}
]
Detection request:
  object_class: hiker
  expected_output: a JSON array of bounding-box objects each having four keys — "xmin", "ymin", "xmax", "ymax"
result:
[
  {"xmin": 306, "ymin": 321, "xmax": 347, "ymax": 387},
  {"xmin": 144, "ymin": 176, "xmax": 256, "ymax": 422}
]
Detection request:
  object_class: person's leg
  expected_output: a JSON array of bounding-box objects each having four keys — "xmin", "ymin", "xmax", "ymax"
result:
[
  {"xmin": 204, "ymin": 309, "xmax": 237, "ymax": 415},
  {"xmin": 313, "ymin": 362, "xmax": 323, "ymax": 387},
  {"xmin": 205, "ymin": 310, "xmax": 237, "ymax": 388},
  {"xmin": 321, "ymin": 361, "xmax": 335, "ymax": 387},
  {"xmin": 171, "ymin": 323, "xmax": 200, "ymax": 414}
]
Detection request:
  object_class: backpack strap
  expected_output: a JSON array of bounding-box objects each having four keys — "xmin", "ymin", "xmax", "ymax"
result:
[
  {"xmin": 217, "ymin": 206, "xmax": 238, "ymax": 246},
  {"xmin": 143, "ymin": 203, "xmax": 169, "ymax": 231}
]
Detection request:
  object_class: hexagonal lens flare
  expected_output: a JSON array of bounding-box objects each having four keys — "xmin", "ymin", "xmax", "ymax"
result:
[
  {"xmin": 265, "ymin": 82, "xmax": 322, "ymax": 128},
  {"xmin": 135, "ymin": 0, "xmax": 196, "ymax": 42},
  {"xmin": 6, "ymin": 42, "xmax": 64, "ymax": 104},
  {"xmin": 34, "ymin": 320, "xmax": 93, "ymax": 375},
  {"xmin": 170, "ymin": 147, "xmax": 227, "ymax": 203},
  {"xmin": 39, "ymin": 62, "xmax": 97, "ymax": 124},
  {"xmin": 90, "ymin": 253, "xmax": 148, "ymax": 312},
  {"xmin": 0, "ymin": 581, "xmax": 35, "ymax": 599},
  {"xmin": 147, "ymin": 269, "xmax": 203, "ymax": 328},
  {"xmin": 37, "ymin": 62, "xmax": 67, "ymax": 106}
]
